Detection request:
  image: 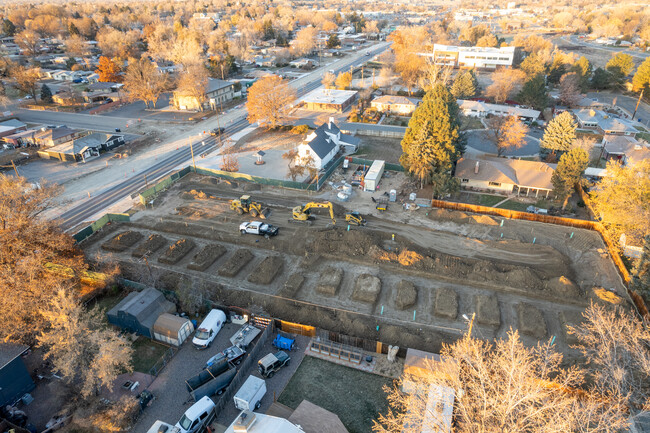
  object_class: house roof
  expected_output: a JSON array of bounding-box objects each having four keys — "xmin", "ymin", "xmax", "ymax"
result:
[
  {"xmin": 288, "ymin": 400, "xmax": 348, "ymax": 433},
  {"xmin": 304, "ymin": 131, "xmax": 336, "ymax": 159},
  {"xmin": 572, "ymin": 109, "xmax": 638, "ymax": 133},
  {"xmin": 457, "ymin": 99, "xmax": 540, "ymax": 120},
  {"xmin": 604, "ymin": 135, "xmax": 650, "ymax": 163},
  {"xmin": 34, "ymin": 127, "xmax": 78, "ymax": 141},
  {"xmin": 371, "ymin": 95, "xmax": 419, "ymax": 106},
  {"xmin": 206, "ymin": 78, "xmax": 234, "ymax": 94},
  {"xmin": 0, "ymin": 119, "xmax": 26, "ymax": 129},
  {"xmin": 455, "ymin": 157, "xmax": 556, "ymax": 190},
  {"xmin": 72, "ymin": 132, "xmax": 121, "ymax": 149},
  {"xmin": 0, "ymin": 343, "xmax": 29, "ymax": 371},
  {"xmin": 152, "ymin": 313, "xmax": 192, "ymax": 338},
  {"xmin": 301, "ymin": 88, "xmax": 357, "ymax": 106},
  {"xmin": 107, "ymin": 287, "xmax": 174, "ymax": 331}
]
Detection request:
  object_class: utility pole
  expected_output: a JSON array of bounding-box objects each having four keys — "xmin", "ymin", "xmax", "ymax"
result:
[
  {"xmin": 632, "ymin": 89, "xmax": 644, "ymax": 120},
  {"xmin": 361, "ymin": 66, "xmax": 364, "ymax": 88},
  {"xmin": 11, "ymin": 160, "xmax": 18, "ymax": 177},
  {"xmin": 189, "ymin": 136, "xmax": 196, "ymax": 171}
]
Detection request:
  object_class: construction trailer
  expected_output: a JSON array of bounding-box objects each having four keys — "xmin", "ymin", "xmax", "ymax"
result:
[{"xmin": 364, "ymin": 160, "xmax": 385, "ymax": 192}]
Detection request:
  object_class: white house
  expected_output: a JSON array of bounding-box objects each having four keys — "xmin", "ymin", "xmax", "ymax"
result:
[
  {"xmin": 297, "ymin": 119, "xmax": 360, "ymax": 169},
  {"xmin": 371, "ymin": 95, "xmax": 420, "ymax": 115},
  {"xmin": 572, "ymin": 109, "xmax": 639, "ymax": 136},
  {"xmin": 458, "ymin": 99, "xmax": 540, "ymax": 122},
  {"xmin": 423, "ymin": 44, "xmax": 519, "ymax": 69}
]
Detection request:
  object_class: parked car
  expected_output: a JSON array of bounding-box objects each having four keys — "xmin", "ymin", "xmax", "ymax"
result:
[
  {"xmin": 206, "ymin": 345, "xmax": 246, "ymax": 368},
  {"xmin": 239, "ymin": 221, "xmax": 279, "ymax": 237},
  {"xmin": 258, "ymin": 351, "xmax": 290, "ymax": 378},
  {"xmin": 175, "ymin": 396, "xmax": 216, "ymax": 433},
  {"xmin": 192, "ymin": 309, "xmax": 226, "ymax": 349},
  {"xmin": 209, "ymin": 127, "xmax": 225, "ymax": 136},
  {"xmin": 234, "ymin": 376, "xmax": 266, "ymax": 411}
]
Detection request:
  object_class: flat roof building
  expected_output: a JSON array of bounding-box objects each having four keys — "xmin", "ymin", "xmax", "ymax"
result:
[
  {"xmin": 300, "ymin": 88, "xmax": 358, "ymax": 113},
  {"xmin": 423, "ymin": 44, "xmax": 519, "ymax": 69}
]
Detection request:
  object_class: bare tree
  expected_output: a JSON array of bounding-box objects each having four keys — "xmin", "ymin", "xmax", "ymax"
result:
[
  {"xmin": 292, "ymin": 26, "xmax": 318, "ymax": 57},
  {"xmin": 123, "ymin": 58, "xmax": 169, "ymax": 109},
  {"xmin": 172, "ymin": 63, "xmax": 209, "ymax": 111},
  {"xmin": 559, "ymin": 72, "xmax": 582, "ymax": 107},
  {"xmin": 486, "ymin": 69, "xmax": 527, "ymax": 103},
  {"xmin": 283, "ymin": 149, "xmax": 306, "ymax": 181},
  {"xmin": 97, "ymin": 28, "xmax": 140, "ymax": 59},
  {"xmin": 486, "ymin": 115, "xmax": 529, "ymax": 156},
  {"xmin": 335, "ymin": 71, "xmax": 352, "ymax": 89},
  {"xmin": 246, "ymin": 75, "xmax": 296, "ymax": 129},
  {"xmin": 322, "ymin": 72, "xmax": 335, "ymax": 89},
  {"xmin": 418, "ymin": 61, "xmax": 454, "ymax": 92},
  {"xmin": 65, "ymin": 35, "xmax": 88, "ymax": 57},
  {"xmin": 15, "ymin": 29, "xmax": 40, "ymax": 57},
  {"xmin": 11, "ymin": 65, "xmax": 41, "ymax": 100}
]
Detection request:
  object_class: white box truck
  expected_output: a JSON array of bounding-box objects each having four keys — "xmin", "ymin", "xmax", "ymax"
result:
[{"xmin": 233, "ymin": 375, "xmax": 266, "ymax": 411}]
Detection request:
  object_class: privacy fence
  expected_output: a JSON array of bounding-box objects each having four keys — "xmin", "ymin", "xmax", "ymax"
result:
[{"xmin": 73, "ymin": 212, "xmax": 131, "ymax": 243}]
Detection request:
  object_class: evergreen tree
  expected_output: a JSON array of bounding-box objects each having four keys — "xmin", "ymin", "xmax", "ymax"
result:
[
  {"xmin": 590, "ymin": 67, "xmax": 612, "ymax": 90},
  {"xmin": 400, "ymin": 83, "xmax": 461, "ymax": 192},
  {"xmin": 540, "ymin": 111, "xmax": 577, "ymax": 153},
  {"xmin": 571, "ymin": 56, "xmax": 592, "ymax": 91},
  {"xmin": 632, "ymin": 57, "xmax": 650, "ymax": 94},
  {"xmin": 606, "ymin": 53, "xmax": 634, "ymax": 87},
  {"xmin": 632, "ymin": 235, "xmax": 650, "ymax": 303},
  {"xmin": 2, "ymin": 19, "xmax": 16, "ymax": 37},
  {"xmin": 520, "ymin": 53, "xmax": 547, "ymax": 79},
  {"xmin": 450, "ymin": 70, "xmax": 477, "ymax": 99},
  {"xmin": 551, "ymin": 147, "xmax": 589, "ymax": 209},
  {"xmin": 68, "ymin": 22, "xmax": 80, "ymax": 36},
  {"xmin": 327, "ymin": 34, "xmax": 340, "ymax": 49},
  {"xmin": 40, "ymin": 84, "xmax": 53, "ymax": 103},
  {"xmin": 517, "ymin": 74, "xmax": 549, "ymax": 110}
]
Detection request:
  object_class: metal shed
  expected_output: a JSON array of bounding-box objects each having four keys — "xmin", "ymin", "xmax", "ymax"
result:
[
  {"xmin": 0, "ymin": 343, "xmax": 34, "ymax": 406},
  {"xmin": 153, "ymin": 313, "xmax": 195, "ymax": 347},
  {"xmin": 106, "ymin": 288, "xmax": 175, "ymax": 338},
  {"xmin": 364, "ymin": 160, "xmax": 385, "ymax": 192}
]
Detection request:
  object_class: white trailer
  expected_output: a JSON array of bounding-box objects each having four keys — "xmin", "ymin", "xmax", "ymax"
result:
[
  {"xmin": 233, "ymin": 376, "xmax": 267, "ymax": 411},
  {"xmin": 364, "ymin": 160, "xmax": 385, "ymax": 192}
]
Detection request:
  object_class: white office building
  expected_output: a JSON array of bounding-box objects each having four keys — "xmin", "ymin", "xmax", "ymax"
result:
[{"xmin": 424, "ymin": 44, "xmax": 518, "ymax": 69}]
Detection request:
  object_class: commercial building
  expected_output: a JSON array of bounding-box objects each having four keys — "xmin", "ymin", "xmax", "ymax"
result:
[
  {"xmin": 300, "ymin": 88, "xmax": 358, "ymax": 113},
  {"xmin": 425, "ymin": 44, "xmax": 519, "ymax": 69}
]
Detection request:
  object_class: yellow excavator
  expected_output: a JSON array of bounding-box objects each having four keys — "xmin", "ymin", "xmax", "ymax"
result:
[
  {"xmin": 230, "ymin": 195, "xmax": 270, "ymax": 218},
  {"xmin": 291, "ymin": 202, "xmax": 367, "ymax": 226}
]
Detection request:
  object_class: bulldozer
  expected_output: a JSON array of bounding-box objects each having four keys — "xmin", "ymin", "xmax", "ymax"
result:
[
  {"xmin": 291, "ymin": 202, "xmax": 336, "ymax": 225},
  {"xmin": 345, "ymin": 211, "xmax": 367, "ymax": 226},
  {"xmin": 230, "ymin": 195, "xmax": 270, "ymax": 219}
]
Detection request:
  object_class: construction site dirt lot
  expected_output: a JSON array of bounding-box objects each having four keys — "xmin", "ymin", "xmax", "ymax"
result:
[{"xmin": 82, "ymin": 173, "xmax": 630, "ymax": 361}]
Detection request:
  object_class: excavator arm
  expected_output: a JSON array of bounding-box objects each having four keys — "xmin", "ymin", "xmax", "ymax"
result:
[{"xmin": 294, "ymin": 202, "xmax": 336, "ymax": 225}]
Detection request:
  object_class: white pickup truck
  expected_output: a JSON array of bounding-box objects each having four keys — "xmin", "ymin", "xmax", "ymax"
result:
[{"xmin": 239, "ymin": 221, "xmax": 279, "ymax": 237}]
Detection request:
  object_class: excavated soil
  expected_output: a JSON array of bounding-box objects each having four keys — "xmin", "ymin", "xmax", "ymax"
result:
[
  {"xmin": 247, "ymin": 256, "xmax": 284, "ymax": 285},
  {"xmin": 317, "ymin": 267, "xmax": 343, "ymax": 296},
  {"xmin": 101, "ymin": 230, "xmax": 143, "ymax": 252},
  {"xmin": 434, "ymin": 288, "xmax": 458, "ymax": 320},
  {"xmin": 395, "ymin": 280, "xmax": 417, "ymax": 310},
  {"xmin": 517, "ymin": 303, "xmax": 547, "ymax": 339},
  {"xmin": 558, "ymin": 310, "xmax": 585, "ymax": 346},
  {"xmin": 279, "ymin": 274, "xmax": 305, "ymax": 298},
  {"xmin": 158, "ymin": 239, "xmax": 195, "ymax": 265},
  {"xmin": 351, "ymin": 274, "xmax": 382, "ymax": 305},
  {"xmin": 475, "ymin": 294, "xmax": 501, "ymax": 327},
  {"xmin": 545, "ymin": 276, "xmax": 581, "ymax": 298},
  {"xmin": 132, "ymin": 234, "xmax": 167, "ymax": 258},
  {"xmin": 218, "ymin": 249, "xmax": 254, "ymax": 277},
  {"xmin": 187, "ymin": 244, "xmax": 227, "ymax": 271}
]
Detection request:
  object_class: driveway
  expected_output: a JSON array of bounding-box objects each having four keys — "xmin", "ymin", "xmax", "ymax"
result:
[{"xmin": 465, "ymin": 129, "xmax": 542, "ymax": 157}]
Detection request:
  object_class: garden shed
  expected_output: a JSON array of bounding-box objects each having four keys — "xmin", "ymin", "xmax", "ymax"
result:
[
  {"xmin": 106, "ymin": 288, "xmax": 175, "ymax": 338},
  {"xmin": 153, "ymin": 313, "xmax": 195, "ymax": 347},
  {"xmin": 0, "ymin": 343, "xmax": 34, "ymax": 406}
]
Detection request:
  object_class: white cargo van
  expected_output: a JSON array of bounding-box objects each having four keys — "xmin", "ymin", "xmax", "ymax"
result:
[
  {"xmin": 233, "ymin": 375, "xmax": 266, "ymax": 411},
  {"xmin": 175, "ymin": 396, "xmax": 216, "ymax": 433},
  {"xmin": 192, "ymin": 309, "xmax": 226, "ymax": 349}
]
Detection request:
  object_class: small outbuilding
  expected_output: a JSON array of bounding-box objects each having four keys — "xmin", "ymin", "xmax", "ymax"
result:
[
  {"xmin": 363, "ymin": 160, "xmax": 385, "ymax": 192},
  {"xmin": 107, "ymin": 288, "xmax": 175, "ymax": 338},
  {"xmin": 0, "ymin": 343, "xmax": 35, "ymax": 406},
  {"xmin": 152, "ymin": 313, "xmax": 195, "ymax": 347}
]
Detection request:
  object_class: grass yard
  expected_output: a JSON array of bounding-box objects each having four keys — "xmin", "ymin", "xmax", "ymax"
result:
[
  {"xmin": 460, "ymin": 115, "xmax": 485, "ymax": 131},
  {"xmin": 131, "ymin": 337, "xmax": 171, "ymax": 374},
  {"xmin": 477, "ymin": 194, "xmax": 505, "ymax": 207},
  {"xmin": 278, "ymin": 356, "xmax": 393, "ymax": 433},
  {"xmin": 637, "ymin": 132, "xmax": 650, "ymax": 142},
  {"xmin": 496, "ymin": 199, "xmax": 532, "ymax": 211}
]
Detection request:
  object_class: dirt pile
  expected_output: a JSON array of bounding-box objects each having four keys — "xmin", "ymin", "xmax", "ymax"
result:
[
  {"xmin": 159, "ymin": 239, "xmax": 195, "ymax": 265},
  {"xmin": 545, "ymin": 276, "xmax": 581, "ymax": 298},
  {"xmin": 475, "ymin": 294, "xmax": 501, "ymax": 327},
  {"xmin": 101, "ymin": 231, "xmax": 143, "ymax": 252},
  {"xmin": 395, "ymin": 280, "xmax": 417, "ymax": 310},
  {"xmin": 516, "ymin": 303, "xmax": 547, "ymax": 339},
  {"xmin": 218, "ymin": 249, "xmax": 254, "ymax": 277},
  {"xmin": 434, "ymin": 288, "xmax": 458, "ymax": 319},
  {"xmin": 309, "ymin": 229, "xmax": 386, "ymax": 257},
  {"xmin": 132, "ymin": 234, "xmax": 167, "ymax": 258},
  {"xmin": 187, "ymin": 244, "xmax": 227, "ymax": 271},
  {"xmin": 181, "ymin": 189, "xmax": 216, "ymax": 200},
  {"xmin": 317, "ymin": 267, "xmax": 343, "ymax": 296},
  {"xmin": 279, "ymin": 274, "xmax": 305, "ymax": 297},
  {"xmin": 351, "ymin": 274, "xmax": 382, "ymax": 305},
  {"xmin": 247, "ymin": 256, "xmax": 284, "ymax": 285}
]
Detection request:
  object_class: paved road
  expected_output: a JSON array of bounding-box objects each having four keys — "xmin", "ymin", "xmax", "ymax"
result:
[
  {"xmin": 55, "ymin": 42, "xmax": 391, "ymax": 229},
  {"xmin": 558, "ymin": 35, "xmax": 649, "ymax": 61},
  {"xmin": 12, "ymin": 109, "xmax": 151, "ymax": 132},
  {"xmin": 586, "ymin": 91, "xmax": 650, "ymax": 125}
]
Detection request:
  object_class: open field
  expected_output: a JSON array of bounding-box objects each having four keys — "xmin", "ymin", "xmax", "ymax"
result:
[
  {"xmin": 81, "ymin": 172, "xmax": 629, "ymax": 361},
  {"xmin": 278, "ymin": 356, "xmax": 392, "ymax": 433}
]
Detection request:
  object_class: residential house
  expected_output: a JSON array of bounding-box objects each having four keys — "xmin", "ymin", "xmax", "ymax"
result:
[
  {"xmin": 0, "ymin": 119, "xmax": 27, "ymax": 139},
  {"xmin": 52, "ymin": 91, "xmax": 83, "ymax": 106},
  {"xmin": 370, "ymin": 95, "xmax": 421, "ymax": 115},
  {"xmin": 173, "ymin": 78, "xmax": 235, "ymax": 111},
  {"xmin": 2, "ymin": 129, "xmax": 39, "ymax": 147},
  {"xmin": 192, "ymin": 12, "xmax": 220, "ymax": 23},
  {"xmin": 0, "ymin": 343, "xmax": 35, "ymax": 406},
  {"xmin": 297, "ymin": 120, "xmax": 360, "ymax": 169},
  {"xmin": 602, "ymin": 135, "xmax": 650, "ymax": 165},
  {"xmin": 33, "ymin": 126, "xmax": 80, "ymax": 147},
  {"xmin": 253, "ymin": 55, "xmax": 276, "ymax": 67},
  {"xmin": 289, "ymin": 58, "xmax": 316, "ymax": 69},
  {"xmin": 38, "ymin": 132, "xmax": 125, "ymax": 162},
  {"xmin": 572, "ymin": 109, "xmax": 639, "ymax": 136},
  {"xmin": 424, "ymin": 44, "xmax": 520, "ymax": 69},
  {"xmin": 455, "ymin": 157, "xmax": 556, "ymax": 197},
  {"xmin": 300, "ymin": 88, "xmax": 358, "ymax": 113},
  {"xmin": 458, "ymin": 99, "xmax": 541, "ymax": 122}
]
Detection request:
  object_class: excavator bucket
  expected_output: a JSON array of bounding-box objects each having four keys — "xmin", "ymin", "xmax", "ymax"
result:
[{"xmin": 258, "ymin": 207, "xmax": 271, "ymax": 219}]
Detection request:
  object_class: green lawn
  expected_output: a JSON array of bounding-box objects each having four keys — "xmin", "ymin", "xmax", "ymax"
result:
[
  {"xmin": 496, "ymin": 200, "xmax": 531, "ymax": 211},
  {"xmin": 460, "ymin": 115, "xmax": 485, "ymax": 131},
  {"xmin": 477, "ymin": 194, "xmax": 505, "ymax": 207},
  {"xmin": 131, "ymin": 337, "xmax": 171, "ymax": 374},
  {"xmin": 278, "ymin": 356, "xmax": 393, "ymax": 433},
  {"xmin": 637, "ymin": 132, "xmax": 650, "ymax": 142}
]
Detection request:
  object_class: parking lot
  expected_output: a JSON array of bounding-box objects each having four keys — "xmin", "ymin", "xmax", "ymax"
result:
[{"xmin": 132, "ymin": 322, "xmax": 309, "ymax": 432}]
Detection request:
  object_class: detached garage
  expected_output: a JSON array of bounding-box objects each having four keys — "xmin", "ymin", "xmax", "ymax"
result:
[
  {"xmin": 0, "ymin": 344, "xmax": 35, "ymax": 406},
  {"xmin": 153, "ymin": 314, "xmax": 194, "ymax": 347},
  {"xmin": 107, "ymin": 288, "xmax": 175, "ymax": 338}
]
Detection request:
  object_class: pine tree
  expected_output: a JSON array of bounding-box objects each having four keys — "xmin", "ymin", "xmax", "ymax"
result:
[
  {"xmin": 551, "ymin": 147, "xmax": 589, "ymax": 209},
  {"xmin": 540, "ymin": 111, "xmax": 577, "ymax": 153},
  {"xmin": 68, "ymin": 22, "xmax": 80, "ymax": 36},
  {"xmin": 590, "ymin": 67, "xmax": 612, "ymax": 90},
  {"xmin": 517, "ymin": 74, "xmax": 549, "ymax": 110},
  {"xmin": 572, "ymin": 56, "xmax": 592, "ymax": 91},
  {"xmin": 632, "ymin": 57, "xmax": 650, "ymax": 94},
  {"xmin": 2, "ymin": 19, "xmax": 16, "ymax": 37},
  {"xmin": 606, "ymin": 53, "xmax": 634, "ymax": 87},
  {"xmin": 451, "ymin": 70, "xmax": 477, "ymax": 99},
  {"xmin": 633, "ymin": 235, "xmax": 650, "ymax": 302},
  {"xmin": 400, "ymin": 83, "xmax": 461, "ymax": 191},
  {"xmin": 41, "ymin": 84, "xmax": 53, "ymax": 103}
]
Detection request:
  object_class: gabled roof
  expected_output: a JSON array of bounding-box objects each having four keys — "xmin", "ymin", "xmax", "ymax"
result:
[
  {"xmin": 304, "ymin": 131, "xmax": 335, "ymax": 159},
  {"xmin": 288, "ymin": 400, "xmax": 348, "ymax": 433},
  {"xmin": 0, "ymin": 343, "xmax": 29, "ymax": 371},
  {"xmin": 455, "ymin": 157, "xmax": 556, "ymax": 190},
  {"xmin": 206, "ymin": 78, "xmax": 234, "ymax": 94},
  {"xmin": 34, "ymin": 127, "xmax": 78, "ymax": 141}
]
